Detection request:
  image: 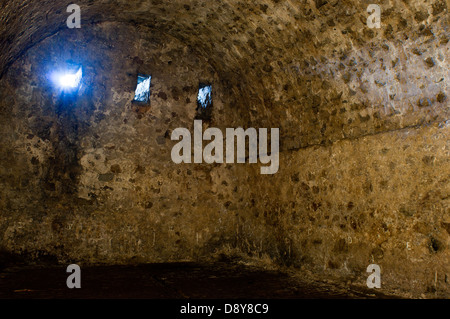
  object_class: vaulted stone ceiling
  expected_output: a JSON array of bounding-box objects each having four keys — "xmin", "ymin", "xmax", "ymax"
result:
[
  {"xmin": 1, "ymin": 0, "xmax": 448, "ymax": 148},
  {"xmin": 1, "ymin": 0, "xmax": 446, "ymax": 75}
]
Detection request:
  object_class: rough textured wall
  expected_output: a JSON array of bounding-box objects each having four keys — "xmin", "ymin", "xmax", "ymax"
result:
[
  {"xmin": 0, "ymin": 22, "xmax": 247, "ymax": 264},
  {"xmin": 236, "ymin": 121, "xmax": 449, "ymax": 298},
  {"xmin": 0, "ymin": 0, "xmax": 448, "ymax": 298}
]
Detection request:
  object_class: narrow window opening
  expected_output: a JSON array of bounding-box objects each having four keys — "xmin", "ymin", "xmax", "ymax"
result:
[
  {"xmin": 133, "ymin": 74, "xmax": 151, "ymax": 103},
  {"xmin": 195, "ymin": 83, "xmax": 212, "ymax": 121},
  {"xmin": 49, "ymin": 63, "xmax": 83, "ymax": 92}
]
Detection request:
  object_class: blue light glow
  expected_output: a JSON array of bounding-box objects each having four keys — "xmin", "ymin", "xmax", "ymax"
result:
[
  {"xmin": 59, "ymin": 67, "xmax": 82, "ymax": 88},
  {"xmin": 50, "ymin": 66, "xmax": 83, "ymax": 90}
]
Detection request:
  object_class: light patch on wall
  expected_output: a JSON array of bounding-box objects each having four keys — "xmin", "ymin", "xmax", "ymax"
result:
[{"xmin": 133, "ymin": 74, "xmax": 151, "ymax": 103}]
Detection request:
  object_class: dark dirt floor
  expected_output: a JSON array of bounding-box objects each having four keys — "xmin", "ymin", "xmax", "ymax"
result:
[{"xmin": 0, "ymin": 261, "xmax": 398, "ymax": 299}]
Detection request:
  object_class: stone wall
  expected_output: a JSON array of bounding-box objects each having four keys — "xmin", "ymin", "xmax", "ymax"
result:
[
  {"xmin": 0, "ymin": 22, "xmax": 247, "ymax": 264},
  {"xmin": 235, "ymin": 121, "xmax": 449, "ymax": 297}
]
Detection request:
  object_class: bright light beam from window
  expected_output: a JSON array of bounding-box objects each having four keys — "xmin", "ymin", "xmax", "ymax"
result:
[
  {"xmin": 50, "ymin": 66, "xmax": 83, "ymax": 90},
  {"xmin": 58, "ymin": 67, "xmax": 82, "ymax": 88}
]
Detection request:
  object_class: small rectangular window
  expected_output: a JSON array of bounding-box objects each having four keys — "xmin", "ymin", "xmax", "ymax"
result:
[
  {"xmin": 133, "ymin": 74, "xmax": 151, "ymax": 103},
  {"xmin": 196, "ymin": 83, "xmax": 212, "ymax": 121}
]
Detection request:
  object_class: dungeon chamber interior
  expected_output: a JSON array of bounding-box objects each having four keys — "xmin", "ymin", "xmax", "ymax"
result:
[{"xmin": 0, "ymin": 0, "xmax": 448, "ymax": 298}]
